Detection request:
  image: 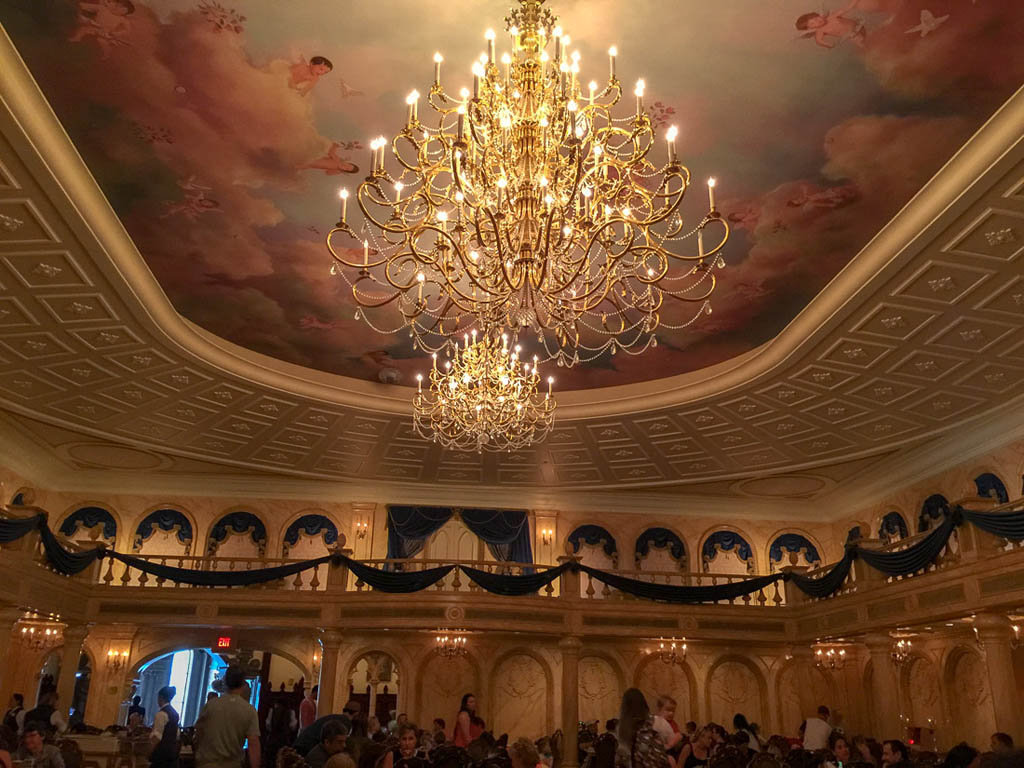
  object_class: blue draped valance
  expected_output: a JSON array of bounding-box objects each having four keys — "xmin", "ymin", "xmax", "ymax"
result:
[
  {"xmin": 283, "ymin": 514, "xmax": 338, "ymax": 550},
  {"xmin": 59, "ymin": 507, "xmax": 117, "ymax": 541},
  {"xmin": 635, "ymin": 527, "xmax": 686, "ymax": 563},
  {"xmin": 386, "ymin": 506, "xmax": 533, "ymax": 564},
  {"xmin": 702, "ymin": 530, "xmax": 753, "ymax": 566},
  {"xmin": 769, "ymin": 533, "xmax": 821, "ymax": 566},
  {"xmin": 568, "ymin": 525, "xmax": 617, "ymax": 557},
  {"xmin": 879, "ymin": 511, "xmax": 909, "ymax": 541},
  {"xmin": 208, "ymin": 511, "xmax": 267, "ymax": 555},
  {"xmin": 134, "ymin": 509, "xmax": 193, "ymax": 551},
  {"xmin": 918, "ymin": 494, "xmax": 950, "ymax": 533},
  {"xmin": 975, "ymin": 473, "xmax": 1009, "ymax": 504}
]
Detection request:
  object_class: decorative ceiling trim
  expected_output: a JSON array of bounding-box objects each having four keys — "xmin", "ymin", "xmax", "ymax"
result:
[{"xmin": 1, "ymin": 29, "xmax": 1023, "ymax": 493}]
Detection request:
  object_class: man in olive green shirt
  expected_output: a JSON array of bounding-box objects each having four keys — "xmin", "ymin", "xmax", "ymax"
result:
[{"xmin": 195, "ymin": 667, "xmax": 261, "ymax": 768}]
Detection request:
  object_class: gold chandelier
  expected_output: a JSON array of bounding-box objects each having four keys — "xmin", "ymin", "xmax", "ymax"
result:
[
  {"xmin": 413, "ymin": 329, "xmax": 555, "ymax": 452},
  {"xmin": 326, "ymin": 0, "xmax": 728, "ymax": 367},
  {"xmin": 434, "ymin": 630, "xmax": 469, "ymax": 660}
]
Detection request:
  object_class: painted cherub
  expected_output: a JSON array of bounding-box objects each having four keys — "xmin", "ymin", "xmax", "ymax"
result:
[
  {"xmin": 786, "ymin": 183, "xmax": 859, "ymax": 210},
  {"xmin": 299, "ymin": 142, "xmax": 359, "ymax": 176},
  {"xmin": 288, "ymin": 55, "xmax": 334, "ymax": 95},
  {"xmin": 796, "ymin": 0, "xmax": 866, "ymax": 48},
  {"xmin": 161, "ymin": 176, "xmax": 222, "ymax": 220},
  {"xmin": 68, "ymin": 0, "xmax": 134, "ymax": 59}
]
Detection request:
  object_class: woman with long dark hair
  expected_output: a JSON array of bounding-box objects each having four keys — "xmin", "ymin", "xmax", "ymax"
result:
[
  {"xmin": 615, "ymin": 689, "xmax": 669, "ymax": 768},
  {"xmin": 453, "ymin": 694, "xmax": 484, "ymax": 748}
]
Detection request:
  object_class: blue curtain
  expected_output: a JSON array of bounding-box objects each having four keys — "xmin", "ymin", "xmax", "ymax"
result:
[
  {"xmin": 461, "ymin": 508, "xmax": 533, "ymax": 563},
  {"xmin": 386, "ymin": 506, "xmax": 453, "ymax": 559},
  {"xmin": 59, "ymin": 507, "xmax": 117, "ymax": 541},
  {"xmin": 974, "ymin": 473, "xmax": 1009, "ymax": 504},
  {"xmin": 134, "ymin": 509, "xmax": 193, "ymax": 551},
  {"xmin": 769, "ymin": 533, "xmax": 821, "ymax": 566},
  {"xmin": 879, "ymin": 511, "xmax": 909, "ymax": 541},
  {"xmin": 702, "ymin": 530, "xmax": 753, "ymax": 566},
  {"xmin": 284, "ymin": 514, "xmax": 338, "ymax": 549},
  {"xmin": 635, "ymin": 527, "xmax": 686, "ymax": 563},
  {"xmin": 568, "ymin": 525, "xmax": 617, "ymax": 557},
  {"xmin": 918, "ymin": 494, "xmax": 950, "ymax": 533}
]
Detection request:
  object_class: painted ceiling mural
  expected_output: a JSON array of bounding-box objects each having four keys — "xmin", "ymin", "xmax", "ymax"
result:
[{"xmin": 1, "ymin": 0, "xmax": 1021, "ymax": 390}]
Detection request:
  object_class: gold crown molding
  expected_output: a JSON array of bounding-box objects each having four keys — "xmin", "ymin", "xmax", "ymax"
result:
[{"xmin": 2, "ymin": 23, "xmax": 1024, "ymax": 494}]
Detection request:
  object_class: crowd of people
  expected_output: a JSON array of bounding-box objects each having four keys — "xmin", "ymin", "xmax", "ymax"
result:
[{"xmin": 1, "ymin": 674, "xmax": 1021, "ymax": 768}]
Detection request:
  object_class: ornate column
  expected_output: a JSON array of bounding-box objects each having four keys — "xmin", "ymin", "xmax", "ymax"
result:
[
  {"xmin": 0, "ymin": 605, "xmax": 23, "ymax": 703},
  {"xmin": 317, "ymin": 630, "xmax": 344, "ymax": 715},
  {"xmin": 973, "ymin": 613, "xmax": 1022, "ymax": 743},
  {"xmin": 863, "ymin": 633, "xmax": 900, "ymax": 739},
  {"xmin": 560, "ymin": 636, "xmax": 582, "ymax": 768},
  {"xmin": 56, "ymin": 623, "xmax": 90, "ymax": 717}
]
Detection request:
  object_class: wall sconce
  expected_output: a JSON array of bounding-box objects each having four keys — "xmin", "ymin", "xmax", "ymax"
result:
[
  {"xmin": 106, "ymin": 649, "xmax": 130, "ymax": 672},
  {"xmin": 891, "ymin": 638, "xmax": 912, "ymax": 666},
  {"xmin": 814, "ymin": 646, "xmax": 847, "ymax": 671},
  {"xmin": 540, "ymin": 527, "xmax": 554, "ymax": 546},
  {"xmin": 645, "ymin": 638, "xmax": 687, "ymax": 666},
  {"xmin": 1012, "ymin": 624, "xmax": 1020, "ymax": 651},
  {"xmin": 355, "ymin": 521, "xmax": 368, "ymax": 540}
]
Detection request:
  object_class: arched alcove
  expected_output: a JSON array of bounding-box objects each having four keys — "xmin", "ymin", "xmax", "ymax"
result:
[
  {"xmin": 489, "ymin": 648, "xmax": 552, "ymax": 738},
  {"xmin": 775, "ymin": 657, "xmax": 834, "ymax": 735},
  {"xmin": 634, "ymin": 653, "xmax": 698, "ymax": 723},
  {"xmin": 942, "ymin": 646, "xmax": 995, "ymax": 747},
  {"xmin": 133, "ymin": 508, "xmax": 195, "ymax": 556},
  {"xmin": 878, "ymin": 511, "xmax": 909, "ymax": 543},
  {"xmin": 281, "ymin": 512, "xmax": 339, "ymax": 558},
  {"xmin": 415, "ymin": 651, "xmax": 480, "ymax": 727},
  {"xmin": 767, "ymin": 532, "xmax": 822, "ymax": 572},
  {"xmin": 705, "ymin": 654, "xmax": 769, "ymax": 727},
  {"xmin": 634, "ymin": 527, "xmax": 687, "ymax": 572},
  {"xmin": 701, "ymin": 529, "xmax": 755, "ymax": 575},
  {"xmin": 579, "ymin": 652, "xmax": 625, "ymax": 724},
  {"xmin": 58, "ymin": 505, "xmax": 118, "ymax": 547},
  {"xmin": 347, "ymin": 651, "xmax": 401, "ymax": 725},
  {"xmin": 569, "ymin": 525, "xmax": 618, "ymax": 598},
  {"xmin": 918, "ymin": 494, "xmax": 950, "ymax": 533},
  {"xmin": 207, "ymin": 510, "xmax": 268, "ymax": 559},
  {"xmin": 974, "ymin": 472, "xmax": 1010, "ymax": 504}
]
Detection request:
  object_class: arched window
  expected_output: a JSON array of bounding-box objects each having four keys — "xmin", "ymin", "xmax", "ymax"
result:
[
  {"xmin": 282, "ymin": 514, "xmax": 338, "ymax": 557},
  {"xmin": 917, "ymin": 494, "xmax": 950, "ymax": 533},
  {"xmin": 879, "ymin": 512, "xmax": 909, "ymax": 543},
  {"xmin": 974, "ymin": 473, "xmax": 1009, "ymax": 504},
  {"xmin": 59, "ymin": 507, "xmax": 117, "ymax": 545},
  {"xmin": 207, "ymin": 511, "xmax": 267, "ymax": 558},
  {"xmin": 702, "ymin": 530, "xmax": 754, "ymax": 574},
  {"xmin": 134, "ymin": 509, "xmax": 193, "ymax": 555},
  {"xmin": 568, "ymin": 525, "xmax": 617, "ymax": 561},
  {"xmin": 634, "ymin": 527, "xmax": 686, "ymax": 570},
  {"xmin": 768, "ymin": 533, "xmax": 821, "ymax": 570},
  {"xmin": 569, "ymin": 525, "xmax": 617, "ymax": 598}
]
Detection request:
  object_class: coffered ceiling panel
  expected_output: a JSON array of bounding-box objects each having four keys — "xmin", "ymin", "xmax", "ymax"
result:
[{"xmin": 0, "ymin": 24, "xmax": 1023, "ymax": 497}]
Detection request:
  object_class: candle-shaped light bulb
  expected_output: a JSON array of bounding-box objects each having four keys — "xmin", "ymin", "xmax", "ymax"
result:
[
  {"xmin": 666, "ymin": 124, "xmax": 678, "ymax": 163},
  {"xmin": 456, "ymin": 104, "xmax": 466, "ymax": 140},
  {"xmin": 608, "ymin": 45, "xmax": 617, "ymax": 79},
  {"xmin": 485, "ymin": 28, "xmax": 496, "ymax": 63},
  {"xmin": 472, "ymin": 61, "xmax": 484, "ymax": 98},
  {"xmin": 635, "ymin": 78, "xmax": 645, "ymax": 115},
  {"xmin": 416, "ymin": 373, "xmax": 423, "ymax": 392},
  {"xmin": 707, "ymin": 177, "xmax": 717, "ymax": 210},
  {"xmin": 363, "ymin": 239, "xmax": 369, "ymax": 266},
  {"xmin": 338, "ymin": 187, "xmax": 349, "ymax": 222},
  {"xmin": 501, "ymin": 52, "xmax": 511, "ymax": 81},
  {"xmin": 433, "ymin": 52, "xmax": 443, "ymax": 86},
  {"xmin": 588, "ymin": 80, "xmax": 597, "ymax": 104},
  {"xmin": 394, "ymin": 181, "xmax": 404, "ymax": 201},
  {"xmin": 406, "ymin": 89, "xmax": 420, "ymax": 125}
]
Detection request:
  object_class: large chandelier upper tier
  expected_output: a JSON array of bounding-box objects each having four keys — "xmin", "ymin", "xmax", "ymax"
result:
[
  {"xmin": 414, "ymin": 329, "xmax": 555, "ymax": 452},
  {"xmin": 326, "ymin": 0, "xmax": 728, "ymax": 367}
]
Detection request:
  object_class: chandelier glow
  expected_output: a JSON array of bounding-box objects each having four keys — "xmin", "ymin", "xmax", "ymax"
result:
[
  {"xmin": 326, "ymin": 0, "xmax": 728, "ymax": 367},
  {"xmin": 413, "ymin": 330, "xmax": 555, "ymax": 452}
]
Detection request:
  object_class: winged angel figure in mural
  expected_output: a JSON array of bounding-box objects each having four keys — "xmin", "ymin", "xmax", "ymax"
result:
[
  {"xmin": 69, "ymin": 0, "xmax": 135, "ymax": 58},
  {"xmin": 795, "ymin": 0, "xmax": 867, "ymax": 48}
]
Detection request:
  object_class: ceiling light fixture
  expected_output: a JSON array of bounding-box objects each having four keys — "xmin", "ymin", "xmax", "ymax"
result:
[
  {"xmin": 414, "ymin": 329, "xmax": 555, "ymax": 451},
  {"xmin": 325, "ymin": 0, "xmax": 728, "ymax": 368}
]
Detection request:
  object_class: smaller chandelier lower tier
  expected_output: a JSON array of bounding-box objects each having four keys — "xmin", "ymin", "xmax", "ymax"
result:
[{"xmin": 414, "ymin": 330, "xmax": 555, "ymax": 452}]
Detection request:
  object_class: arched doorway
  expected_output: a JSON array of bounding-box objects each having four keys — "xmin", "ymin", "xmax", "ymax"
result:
[{"xmin": 347, "ymin": 652, "xmax": 400, "ymax": 726}]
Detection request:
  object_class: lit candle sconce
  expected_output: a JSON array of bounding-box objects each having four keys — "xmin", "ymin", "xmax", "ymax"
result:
[
  {"xmin": 311, "ymin": 650, "xmax": 322, "ymax": 681},
  {"xmin": 540, "ymin": 527, "xmax": 554, "ymax": 546},
  {"xmin": 355, "ymin": 520, "xmax": 369, "ymax": 540},
  {"xmin": 106, "ymin": 648, "xmax": 130, "ymax": 672}
]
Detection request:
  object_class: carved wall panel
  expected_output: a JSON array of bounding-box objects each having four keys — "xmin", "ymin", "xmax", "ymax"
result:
[
  {"xmin": 635, "ymin": 656, "xmax": 694, "ymax": 722},
  {"xmin": 578, "ymin": 656, "xmax": 619, "ymax": 724},
  {"xmin": 777, "ymin": 661, "xmax": 832, "ymax": 735},
  {"xmin": 946, "ymin": 649, "xmax": 995, "ymax": 748},
  {"xmin": 491, "ymin": 653, "xmax": 548, "ymax": 739},
  {"xmin": 417, "ymin": 654, "xmax": 478, "ymax": 726},
  {"xmin": 901, "ymin": 656, "xmax": 942, "ymax": 728},
  {"xmin": 707, "ymin": 660, "xmax": 764, "ymax": 726}
]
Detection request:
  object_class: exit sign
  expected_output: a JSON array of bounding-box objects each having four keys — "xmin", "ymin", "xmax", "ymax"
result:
[{"xmin": 216, "ymin": 636, "xmax": 232, "ymax": 648}]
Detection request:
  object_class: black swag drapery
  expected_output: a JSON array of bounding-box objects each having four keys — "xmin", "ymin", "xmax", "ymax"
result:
[{"xmin": 3, "ymin": 501, "xmax": 1023, "ymax": 602}]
